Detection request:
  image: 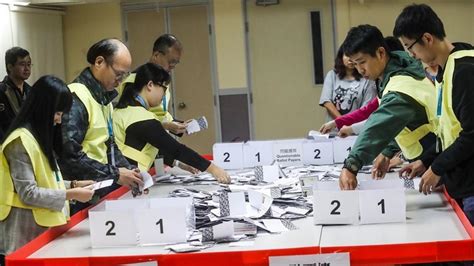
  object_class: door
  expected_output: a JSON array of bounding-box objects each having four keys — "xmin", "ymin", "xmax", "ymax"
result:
[{"xmin": 125, "ymin": 4, "xmax": 216, "ymax": 155}]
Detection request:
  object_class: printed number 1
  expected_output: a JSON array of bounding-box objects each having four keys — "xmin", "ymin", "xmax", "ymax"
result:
[
  {"xmin": 223, "ymin": 152, "xmax": 230, "ymax": 162},
  {"xmin": 255, "ymin": 152, "xmax": 261, "ymax": 162},
  {"xmin": 378, "ymin": 199, "xmax": 385, "ymax": 214},
  {"xmin": 156, "ymin": 218, "xmax": 164, "ymax": 234}
]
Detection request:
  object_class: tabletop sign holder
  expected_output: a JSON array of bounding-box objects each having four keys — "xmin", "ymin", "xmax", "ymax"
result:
[
  {"xmin": 332, "ymin": 136, "xmax": 357, "ymax": 163},
  {"xmin": 313, "ymin": 181, "xmax": 359, "ymax": 225},
  {"xmin": 358, "ymin": 179, "xmax": 406, "ymax": 224},
  {"xmin": 213, "ymin": 137, "xmax": 357, "ymax": 170},
  {"xmin": 212, "ymin": 142, "xmax": 244, "ymax": 170},
  {"xmin": 302, "ymin": 139, "xmax": 334, "ymax": 165},
  {"xmin": 89, "ymin": 198, "xmax": 190, "ymax": 248},
  {"xmin": 313, "ymin": 180, "xmax": 406, "ymax": 225},
  {"xmin": 242, "ymin": 141, "xmax": 274, "ymax": 167}
]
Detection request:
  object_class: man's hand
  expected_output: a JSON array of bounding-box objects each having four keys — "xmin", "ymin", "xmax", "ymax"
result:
[
  {"xmin": 399, "ymin": 160, "xmax": 426, "ymax": 179},
  {"xmin": 163, "ymin": 121, "xmax": 187, "ymax": 135},
  {"xmin": 419, "ymin": 166, "xmax": 441, "ymax": 195},
  {"xmin": 339, "ymin": 168, "xmax": 358, "ymax": 190},
  {"xmin": 371, "ymin": 154, "xmax": 390, "ymax": 180},
  {"xmin": 117, "ymin": 167, "xmax": 144, "ymax": 189},
  {"xmin": 319, "ymin": 120, "xmax": 336, "ymax": 134},
  {"xmin": 75, "ymin": 180, "xmax": 96, "ymax": 188},
  {"xmin": 66, "ymin": 187, "xmax": 95, "ymax": 203},
  {"xmin": 338, "ymin": 125, "xmax": 354, "ymax": 138}
]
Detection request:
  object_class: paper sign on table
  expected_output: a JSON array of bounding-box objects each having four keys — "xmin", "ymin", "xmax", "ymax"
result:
[
  {"xmin": 213, "ymin": 142, "xmax": 244, "ymax": 169},
  {"xmin": 272, "ymin": 140, "xmax": 304, "ymax": 166},
  {"xmin": 313, "ymin": 190, "xmax": 359, "ymax": 225},
  {"xmin": 333, "ymin": 136, "xmax": 357, "ymax": 163},
  {"xmin": 359, "ymin": 189, "xmax": 406, "ymax": 224},
  {"xmin": 302, "ymin": 140, "xmax": 334, "ymax": 165},
  {"xmin": 89, "ymin": 210, "xmax": 137, "ymax": 247},
  {"xmin": 135, "ymin": 208, "xmax": 187, "ymax": 245},
  {"xmin": 243, "ymin": 141, "xmax": 274, "ymax": 167}
]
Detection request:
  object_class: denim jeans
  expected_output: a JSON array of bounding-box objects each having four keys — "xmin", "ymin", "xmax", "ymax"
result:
[{"xmin": 462, "ymin": 195, "xmax": 474, "ymax": 225}]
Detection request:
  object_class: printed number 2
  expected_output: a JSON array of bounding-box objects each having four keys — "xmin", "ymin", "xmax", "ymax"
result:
[
  {"xmin": 105, "ymin": 221, "xmax": 116, "ymax": 236},
  {"xmin": 330, "ymin": 200, "xmax": 341, "ymax": 215},
  {"xmin": 378, "ymin": 199, "xmax": 386, "ymax": 214},
  {"xmin": 314, "ymin": 149, "xmax": 321, "ymax": 159},
  {"xmin": 156, "ymin": 218, "xmax": 164, "ymax": 234},
  {"xmin": 223, "ymin": 152, "xmax": 230, "ymax": 162}
]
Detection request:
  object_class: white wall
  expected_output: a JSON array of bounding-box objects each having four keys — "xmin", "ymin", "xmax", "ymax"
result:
[{"xmin": 0, "ymin": 4, "xmax": 65, "ymax": 84}]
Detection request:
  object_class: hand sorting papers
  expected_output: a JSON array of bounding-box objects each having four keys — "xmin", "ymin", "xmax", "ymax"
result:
[
  {"xmin": 186, "ymin": 116, "xmax": 208, "ymax": 134},
  {"xmin": 85, "ymin": 179, "xmax": 114, "ymax": 191}
]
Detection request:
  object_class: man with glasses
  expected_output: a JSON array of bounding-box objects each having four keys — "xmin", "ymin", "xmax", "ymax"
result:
[
  {"xmin": 394, "ymin": 4, "xmax": 474, "ymax": 225},
  {"xmin": 119, "ymin": 34, "xmax": 188, "ymax": 135},
  {"xmin": 0, "ymin": 47, "xmax": 32, "ymax": 140},
  {"xmin": 58, "ymin": 38, "xmax": 143, "ymax": 214}
]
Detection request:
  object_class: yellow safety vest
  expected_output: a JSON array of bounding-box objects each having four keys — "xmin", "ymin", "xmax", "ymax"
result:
[
  {"xmin": 0, "ymin": 128, "xmax": 68, "ymax": 227},
  {"xmin": 382, "ymin": 75, "xmax": 438, "ymax": 159},
  {"xmin": 437, "ymin": 50, "xmax": 474, "ymax": 150},
  {"xmin": 117, "ymin": 73, "xmax": 173, "ymax": 122},
  {"xmin": 113, "ymin": 106, "xmax": 159, "ymax": 171},
  {"xmin": 69, "ymin": 83, "xmax": 110, "ymax": 164}
]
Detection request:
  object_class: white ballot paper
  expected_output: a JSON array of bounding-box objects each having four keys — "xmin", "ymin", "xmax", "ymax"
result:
[
  {"xmin": 85, "ymin": 179, "xmax": 114, "ymax": 191},
  {"xmin": 186, "ymin": 116, "xmax": 208, "ymax": 134},
  {"xmin": 140, "ymin": 171, "xmax": 154, "ymax": 191}
]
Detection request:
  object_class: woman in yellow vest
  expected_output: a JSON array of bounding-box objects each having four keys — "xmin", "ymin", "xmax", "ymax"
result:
[
  {"xmin": 113, "ymin": 63, "xmax": 230, "ymax": 184},
  {"xmin": 0, "ymin": 76, "xmax": 95, "ymax": 257}
]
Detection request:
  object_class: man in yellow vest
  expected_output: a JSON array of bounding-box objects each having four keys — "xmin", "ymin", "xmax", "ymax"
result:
[
  {"xmin": 119, "ymin": 34, "xmax": 187, "ymax": 136},
  {"xmin": 338, "ymin": 25, "xmax": 437, "ymax": 190},
  {"xmin": 394, "ymin": 4, "xmax": 474, "ymax": 225},
  {"xmin": 58, "ymin": 38, "xmax": 143, "ymax": 214}
]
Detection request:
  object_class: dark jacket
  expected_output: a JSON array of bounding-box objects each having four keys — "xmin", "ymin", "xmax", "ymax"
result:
[
  {"xmin": 345, "ymin": 51, "xmax": 436, "ymax": 171},
  {"xmin": 421, "ymin": 43, "xmax": 474, "ymax": 199},
  {"xmin": 0, "ymin": 76, "xmax": 31, "ymax": 140},
  {"xmin": 58, "ymin": 68, "xmax": 132, "ymax": 186}
]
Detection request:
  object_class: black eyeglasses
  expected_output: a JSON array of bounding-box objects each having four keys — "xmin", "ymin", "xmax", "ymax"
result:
[
  {"xmin": 109, "ymin": 64, "xmax": 130, "ymax": 82},
  {"xmin": 406, "ymin": 35, "xmax": 424, "ymax": 51}
]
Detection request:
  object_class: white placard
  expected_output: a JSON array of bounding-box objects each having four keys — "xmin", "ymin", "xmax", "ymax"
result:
[
  {"xmin": 273, "ymin": 140, "xmax": 304, "ymax": 166},
  {"xmin": 213, "ymin": 142, "xmax": 244, "ymax": 169},
  {"xmin": 105, "ymin": 199, "xmax": 149, "ymax": 211},
  {"xmin": 303, "ymin": 140, "xmax": 334, "ymax": 165},
  {"xmin": 359, "ymin": 179, "xmax": 404, "ymax": 190},
  {"xmin": 333, "ymin": 136, "xmax": 357, "ymax": 163},
  {"xmin": 359, "ymin": 189, "xmax": 406, "ymax": 224},
  {"xmin": 149, "ymin": 197, "xmax": 194, "ymax": 229},
  {"xmin": 314, "ymin": 180, "xmax": 340, "ymax": 191},
  {"xmin": 270, "ymin": 253, "xmax": 350, "ymax": 266},
  {"xmin": 89, "ymin": 210, "xmax": 137, "ymax": 247},
  {"xmin": 135, "ymin": 208, "xmax": 187, "ymax": 245},
  {"xmin": 228, "ymin": 192, "xmax": 246, "ymax": 216},
  {"xmin": 242, "ymin": 141, "xmax": 274, "ymax": 167},
  {"xmin": 313, "ymin": 190, "xmax": 359, "ymax": 225}
]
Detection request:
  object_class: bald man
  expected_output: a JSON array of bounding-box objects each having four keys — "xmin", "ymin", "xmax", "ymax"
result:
[{"xmin": 58, "ymin": 39, "xmax": 143, "ymax": 213}]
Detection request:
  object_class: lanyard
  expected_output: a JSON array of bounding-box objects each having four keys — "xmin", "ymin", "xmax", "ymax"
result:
[
  {"xmin": 162, "ymin": 94, "xmax": 167, "ymax": 112},
  {"xmin": 135, "ymin": 95, "xmax": 149, "ymax": 109},
  {"xmin": 102, "ymin": 101, "xmax": 116, "ymax": 167},
  {"xmin": 436, "ymin": 81, "xmax": 444, "ymax": 118},
  {"xmin": 54, "ymin": 160, "xmax": 61, "ymax": 183}
]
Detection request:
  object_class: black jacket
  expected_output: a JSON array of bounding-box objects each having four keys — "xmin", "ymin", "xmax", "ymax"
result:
[
  {"xmin": 58, "ymin": 68, "xmax": 132, "ymax": 186},
  {"xmin": 421, "ymin": 43, "xmax": 474, "ymax": 199},
  {"xmin": 0, "ymin": 76, "xmax": 31, "ymax": 140}
]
